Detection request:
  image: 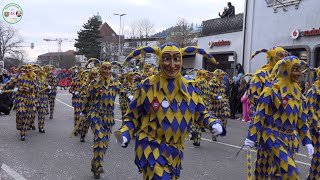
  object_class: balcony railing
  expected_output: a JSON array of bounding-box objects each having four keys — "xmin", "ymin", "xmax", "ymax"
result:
[{"xmin": 201, "ymin": 13, "xmax": 243, "ymax": 36}]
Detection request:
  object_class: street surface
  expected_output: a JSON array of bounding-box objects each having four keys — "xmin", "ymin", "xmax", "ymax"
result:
[{"xmin": 0, "ymin": 89, "xmax": 313, "ymax": 180}]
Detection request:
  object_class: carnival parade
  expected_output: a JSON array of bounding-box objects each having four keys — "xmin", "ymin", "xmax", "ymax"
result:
[{"xmin": 1, "ymin": 0, "xmax": 320, "ymax": 179}]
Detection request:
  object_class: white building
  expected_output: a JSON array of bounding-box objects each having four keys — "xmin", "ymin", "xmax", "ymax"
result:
[
  {"xmin": 196, "ymin": 0, "xmax": 320, "ymax": 75},
  {"xmin": 243, "ymin": 0, "xmax": 320, "ymax": 73},
  {"xmin": 196, "ymin": 14, "xmax": 244, "ymax": 76}
]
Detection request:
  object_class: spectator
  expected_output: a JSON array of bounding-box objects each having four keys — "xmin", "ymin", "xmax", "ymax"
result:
[
  {"xmin": 237, "ymin": 78, "xmax": 249, "ymax": 121},
  {"xmin": 228, "ymin": 77, "xmax": 239, "ymax": 119},
  {"xmin": 219, "ymin": 7, "xmax": 229, "ymax": 18},
  {"xmin": 227, "ymin": 2, "xmax": 235, "ymax": 17}
]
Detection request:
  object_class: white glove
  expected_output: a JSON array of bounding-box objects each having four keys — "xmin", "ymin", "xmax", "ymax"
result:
[
  {"xmin": 217, "ymin": 96, "xmax": 222, "ymax": 100},
  {"xmin": 0, "ymin": 90, "xmax": 2, "ymax": 94},
  {"xmin": 74, "ymin": 91, "xmax": 79, "ymax": 95},
  {"xmin": 306, "ymin": 144, "xmax": 314, "ymax": 157},
  {"xmin": 79, "ymin": 112, "xmax": 86, "ymax": 117},
  {"xmin": 128, "ymin": 95, "xmax": 134, "ymax": 101},
  {"xmin": 48, "ymin": 85, "xmax": 51, "ymax": 90},
  {"xmin": 243, "ymin": 138, "xmax": 255, "ymax": 151},
  {"xmin": 13, "ymin": 87, "xmax": 18, "ymax": 92},
  {"xmin": 122, "ymin": 136, "xmax": 128, "ymax": 147},
  {"xmin": 211, "ymin": 124, "xmax": 223, "ymax": 136}
]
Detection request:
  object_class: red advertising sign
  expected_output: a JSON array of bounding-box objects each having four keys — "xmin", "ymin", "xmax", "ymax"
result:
[
  {"xmin": 291, "ymin": 28, "xmax": 320, "ymax": 39},
  {"xmin": 208, "ymin": 40, "xmax": 231, "ymax": 48}
]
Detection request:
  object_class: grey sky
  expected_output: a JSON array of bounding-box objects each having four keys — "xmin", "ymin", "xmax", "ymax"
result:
[{"xmin": 0, "ymin": 0, "xmax": 244, "ymax": 62}]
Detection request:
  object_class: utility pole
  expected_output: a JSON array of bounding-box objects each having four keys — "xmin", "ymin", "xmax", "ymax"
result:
[{"xmin": 113, "ymin": 13, "xmax": 126, "ymax": 62}]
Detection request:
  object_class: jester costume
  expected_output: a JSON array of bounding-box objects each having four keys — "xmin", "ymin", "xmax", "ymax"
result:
[
  {"xmin": 69, "ymin": 70, "xmax": 83, "ymax": 136},
  {"xmin": 1, "ymin": 64, "xmax": 39, "ymax": 141},
  {"xmin": 246, "ymin": 56, "xmax": 313, "ymax": 179},
  {"xmin": 80, "ymin": 68, "xmax": 99, "ymax": 142},
  {"xmin": 190, "ymin": 69, "xmax": 211, "ymax": 146},
  {"xmin": 33, "ymin": 65, "xmax": 49, "ymax": 133},
  {"xmin": 305, "ymin": 68, "xmax": 320, "ymax": 180},
  {"xmin": 118, "ymin": 43, "xmax": 225, "ymax": 180},
  {"xmin": 82, "ymin": 61, "xmax": 128, "ymax": 179},
  {"xmin": 247, "ymin": 47, "xmax": 289, "ymax": 177},
  {"xmin": 46, "ymin": 66, "xmax": 57, "ymax": 119}
]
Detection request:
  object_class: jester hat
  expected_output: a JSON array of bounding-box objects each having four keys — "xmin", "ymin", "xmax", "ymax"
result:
[
  {"xmin": 85, "ymin": 58, "xmax": 101, "ymax": 69},
  {"xmin": 270, "ymin": 56, "xmax": 309, "ymax": 98},
  {"xmin": 251, "ymin": 46, "xmax": 287, "ymax": 66},
  {"xmin": 123, "ymin": 42, "xmax": 217, "ymax": 78}
]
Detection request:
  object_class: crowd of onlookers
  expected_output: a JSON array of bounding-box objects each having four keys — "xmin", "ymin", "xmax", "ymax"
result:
[{"xmin": 0, "ymin": 66, "xmax": 13, "ymax": 84}]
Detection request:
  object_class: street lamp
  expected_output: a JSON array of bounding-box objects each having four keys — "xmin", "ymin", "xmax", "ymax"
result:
[{"xmin": 113, "ymin": 13, "xmax": 126, "ymax": 62}]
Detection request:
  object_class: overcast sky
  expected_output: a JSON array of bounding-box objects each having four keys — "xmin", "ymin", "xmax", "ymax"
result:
[{"xmin": 0, "ymin": 0, "xmax": 244, "ymax": 62}]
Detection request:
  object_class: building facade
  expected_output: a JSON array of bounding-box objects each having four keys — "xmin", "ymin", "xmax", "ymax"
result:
[
  {"xmin": 196, "ymin": 14, "xmax": 244, "ymax": 76},
  {"xmin": 243, "ymin": 0, "xmax": 320, "ymax": 73},
  {"xmin": 196, "ymin": 0, "xmax": 319, "ymax": 76}
]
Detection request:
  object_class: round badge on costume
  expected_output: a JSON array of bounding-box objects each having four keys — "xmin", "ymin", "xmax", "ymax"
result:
[{"xmin": 161, "ymin": 100, "xmax": 169, "ymax": 108}]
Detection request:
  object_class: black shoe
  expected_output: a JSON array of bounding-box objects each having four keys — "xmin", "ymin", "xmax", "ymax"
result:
[
  {"xmin": 32, "ymin": 126, "xmax": 36, "ymax": 130},
  {"xmin": 39, "ymin": 129, "xmax": 45, "ymax": 133},
  {"xmin": 201, "ymin": 128, "xmax": 206, "ymax": 132},
  {"xmin": 74, "ymin": 132, "xmax": 78, "ymax": 136},
  {"xmin": 190, "ymin": 133, "xmax": 196, "ymax": 141},
  {"xmin": 50, "ymin": 115, "xmax": 53, "ymax": 119},
  {"xmin": 80, "ymin": 137, "xmax": 85, "ymax": 142},
  {"xmin": 212, "ymin": 135, "xmax": 217, "ymax": 141},
  {"xmin": 20, "ymin": 136, "xmax": 25, "ymax": 141},
  {"xmin": 193, "ymin": 142, "xmax": 200, "ymax": 146},
  {"xmin": 94, "ymin": 172, "xmax": 100, "ymax": 179}
]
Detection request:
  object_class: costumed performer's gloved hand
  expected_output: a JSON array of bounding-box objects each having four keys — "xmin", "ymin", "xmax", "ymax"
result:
[
  {"xmin": 306, "ymin": 144, "xmax": 314, "ymax": 157},
  {"xmin": 211, "ymin": 124, "xmax": 223, "ymax": 136},
  {"xmin": 0, "ymin": 90, "xmax": 2, "ymax": 94},
  {"xmin": 74, "ymin": 91, "xmax": 79, "ymax": 95},
  {"xmin": 122, "ymin": 136, "xmax": 128, "ymax": 147},
  {"xmin": 243, "ymin": 138, "xmax": 255, "ymax": 151},
  {"xmin": 48, "ymin": 85, "xmax": 51, "ymax": 90},
  {"xmin": 217, "ymin": 96, "xmax": 222, "ymax": 100},
  {"xmin": 79, "ymin": 112, "xmax": 86, "ymax": 117},
  {"xmin": 13, "ymin": 87, "xmax": 18, "ymax": 92},
  {"xmin": 128, "ymin": 95, "xmax": 134, "ymax": 102}
]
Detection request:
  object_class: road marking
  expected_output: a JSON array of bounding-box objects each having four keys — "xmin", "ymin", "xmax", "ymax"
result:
[
  {"xmin": 56, "ymin": 99, "xmax": 73, "ymax": 109},
  {"xmin": 1, "ymin": 163, "xmax": 26, "ymax": 180},
  {"xmin": 199, "ymin": 137, "xmax": 310, "ymax": 166},
  {"xmin": 56, "ymin": 98, "xmax": 310, "ymax": 166}
]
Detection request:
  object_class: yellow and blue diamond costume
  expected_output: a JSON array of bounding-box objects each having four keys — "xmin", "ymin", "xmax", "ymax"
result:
[
  {"xmin": 69, "ymin": 70, "xmax": 84, "ymax": 135},
  {"xmin": 305, "ymin": 68, "xmax": 320, "ymax": 180},
  {"xmin": 33, "ymin": 65, "xmax": 48, "ymax": 133},
  {"xmin": 247, "ymin": 56, "xmax": 312, "ymax": 179},
  {"xmin": 2, "ymin": 64, "xmax": 39, "ymax": 141},
  {"xmin": 82, "ymin": 61, "xmax": 127, "ymax": 178},
  {"xmin": 45, "ymin": 66, "xmax": 57, "ymax": 119},
  {"xmin": 119, "ymin": 43, "xmax": 225, "ymax": 179},
  {"xmin": 190, "ymin": 69, "xmax": 210, "ymax": 146},
  {"xmin": 211, "ymin": 69, "xmax": 230, "ymax": 126},
  {"xmin": 80, "ymin": 68, "xmax": 99, "ymax": 142}
]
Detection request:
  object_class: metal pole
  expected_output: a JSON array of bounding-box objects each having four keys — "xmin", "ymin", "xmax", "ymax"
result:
[{"xmin": 119, "ymin": 15, "xmax": 121, "ymax": 61}]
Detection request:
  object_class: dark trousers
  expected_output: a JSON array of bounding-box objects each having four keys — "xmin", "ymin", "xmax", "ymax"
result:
[{"xmin": 230, "ymin": 99, "xmax": 237, "ymax": 119}]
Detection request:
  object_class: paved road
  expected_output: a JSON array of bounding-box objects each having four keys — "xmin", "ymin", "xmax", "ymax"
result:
[{"xmin": 0, "ymin": 89, "xmax": 313, "ymax": 180}]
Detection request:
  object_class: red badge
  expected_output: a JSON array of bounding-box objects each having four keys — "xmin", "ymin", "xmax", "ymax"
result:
[
  {"xmin": 99, "ymin": 89, "xmax": 104, "ymax": 94},
  {"xmin": 282, "ymin": 97, "xmax": 289, "ymax": 107},
  {"xmin": 151, "ymin": 97, "xmax": 160, "ymax": 111}
]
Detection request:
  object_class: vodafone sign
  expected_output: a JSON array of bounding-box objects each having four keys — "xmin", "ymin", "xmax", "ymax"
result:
[
  {"xmin": 208, "ymin": 40, "xmax": 231, "ymax": 48},
  {"xmin": 291, "ymin": 28, "xmax": 320, "ymax": 39}
]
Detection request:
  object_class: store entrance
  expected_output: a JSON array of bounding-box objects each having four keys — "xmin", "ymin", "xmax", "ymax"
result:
[
  {"xmin": 203, "ymin": 53, "xmax": 235, "ymax": 76},
  {"xmin": 285, "ymin": 48, "xmax": 308, "ymax": 61},
  {"xmin": 315, "ymin": 47, "xmax": 320, "ymax": 68}
]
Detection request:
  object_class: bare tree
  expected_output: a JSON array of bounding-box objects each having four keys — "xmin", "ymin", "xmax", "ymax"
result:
[
  {"xmin": 0, "ymin": 23, "xmax": 24, "ymax": 61},
  {"xmin": 159, "ymin": 18, "xmax": 198, "ymax": 47},
  {"xmin": 128, "ymin": 18, "xmax": 155, "ymax": 47}
]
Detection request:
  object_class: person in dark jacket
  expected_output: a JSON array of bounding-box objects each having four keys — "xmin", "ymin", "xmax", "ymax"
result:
[{"xmin": 228, "ymin": 78, "xmax": 239, "ymax": 119}]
